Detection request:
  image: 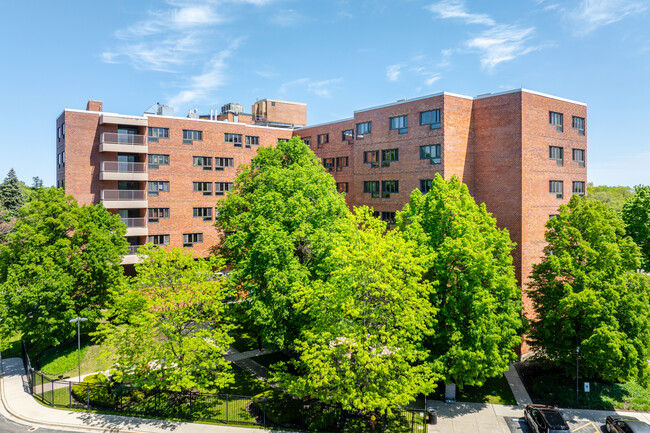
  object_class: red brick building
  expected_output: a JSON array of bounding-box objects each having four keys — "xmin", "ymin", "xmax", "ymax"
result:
[
  {"xmin": 57, "ymin": 89, "xmax": 586, "ymax": 329},
  {"xmin": 56, "ymin": 99, "xmax": 305, "ymax": 265},
  {"xmin": 293, "ymin": 89, "xmax": 587, "ymax": 330}
]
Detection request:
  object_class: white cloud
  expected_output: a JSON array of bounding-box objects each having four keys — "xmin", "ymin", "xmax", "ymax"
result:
[
  {"xmin": 569, "ymin": 0, "xmax": 647, "ymax": 35},
  {"xmin": 386, "ymin": 64, "xmax": 402, "ymax": 82},
  {"xmin": 425, "ymin": 0, "xmax": 495, "ymax": 26},
  {"xmin": 279, "ymin": 78, "xmax": 343, "ymax": 98},
  {"xmin": 270, "ymin": 9, "xmax": 306, "ymax": 27},
  {"xmin": 167, "ymin": 38, "xmax": 244, "ymax": 108},
  {"xmin": 424, "ymin": 74, "xmax": 442, "ymax": 86},
  {"xmin": 466, "ymin": 25, "xmax": 538, "ymax": 70}
]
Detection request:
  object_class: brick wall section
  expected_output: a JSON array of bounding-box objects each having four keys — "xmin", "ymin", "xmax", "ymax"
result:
[
  {"xmin": 442, "ymin": 95, "xmax": 474, "ymax": 191},
  {"xmin": 252, "ymin": 99, "xmax": 307, "ymax": 126}
]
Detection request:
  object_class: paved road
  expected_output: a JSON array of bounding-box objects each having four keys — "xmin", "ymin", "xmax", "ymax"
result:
[
  {"xmin": 0, "ymin": 412, "xmax": 78, "ymax": 433},
  {"xmin": 504, "ymin": 415, "xmax": 610, "ymax": 433}
]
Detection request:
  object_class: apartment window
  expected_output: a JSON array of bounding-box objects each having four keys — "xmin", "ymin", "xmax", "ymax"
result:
[
  {"xmin": 549, "ymin": 214, "xmax": 560, "ymax": 220},
  {"xmin": 389, "ymin": 115, "xmax": 408, "ymax": 134},
  {"xmin": 356, "ymin": 121, "xmax": 371, "ymax": 136},
  {"xmin": 335, "ymin": 156, "xmax": 349, "ymax": 171},
  {"xmin": 193, "ymin": 156, "xmax": 213, "ymax": 170},
  {"xmin": 193, "ymin": 207, "xmax": 213, "ymax": 221},
  {"xmin": 148, "ymin": 154, "xmax": 169, "ymax": 169},
  {"xmin": 549, "ymin": 146, "xmax": 563, "ymax": 166},
  {"xmin": 57, "ymin": 123, "xmax": 65, "ymax": 140},
  {"xmin": 420, "ymin": 144, "xmax": 441, "ymax": 164},
  {"xmin": 323, "ymin": 158, "xmax": 335, "ymax": 171},
  {"xmin": 573, "ymin": 181, "xmax": 585, "ymax": 196},
  {"xmin": 193, "ymin": 181, "xmax": 212, "ymax": 195},
  {"xmin": 364, "ymin": 150, "xmax": 380, "ymax": 166},
  {"xmin": 148, "ymin": 127, "xmax": 169, "ymax": 142},
  {"xmin": 420, "ymin": 179, "xmax": 433, "ymax": 194},
  {"xmin": 183, "ymin": 233, "xmax": 203, "ymax": 247},
  {"xmin": 215, "ymin": 157, "xmax": 234, "ymax": 170},
  {"xmin": 148, "ymin": 181, "xmax": 169, "ymax": 196},
  {"xmin": 302, "ymin": 136, "xmax": 311, "ymax": 146},
  {"xmin": 183, "ymin": 129, "xmax": 202, "ymax": 144},
  {"xmin": 148, "ymin": 234, "xmax": 170, "ymax": 245},
  {"xmin": 381, "ymin": 148, "xmax": 399, "ymax": 166},
  {"xmin": 57, "ymin": 152, "xmax": 65, "ymax": 168},
  {"xmin": 572, "ymin": 116, "xmax": 585, "ymax": 135},
  {"xmin": 549, "ymin": 180, "xmax": 564, "ymax": 199},
  {"xmin": 549, "ymin": 111, "xmax": 563, "ymax": 132},
  {"xmin": 246, "ymin": 135, "xmax": 260, "ymax": 147},
  {"xmin": 381, "ymin": 211, "xmax": 396, "ymax": 225},
  {"xmin": 364, "ymin": 181, "xmax": 380, "ymax": 198},
  {"xmin": 573, "ymin": 149, "xmax": 585, "ymax": 168},
  {"xmin": 317, "ymin": 134, "xmax": 329, "ymax": 148},
  {"xmin": 336, "ymin": 182, "xmax": 349, "ymax": 193},
  {"xmin": 148, "ymin": 208, "xmax": 170, "ymax": 222},
  {"xmin": 382, "ymin": 180, "xmax": 399, "ymax": 198},
  {"xmin": 420, "ymin": 109, "xmax": 441, "ymax": 129},
  {"xmin": 215, "ymin": 182, "xmax": 233, "ymax": 195},
  {"xmin": 225, "ymin": 133, "xmax": 243, "ymax": 147},
  {"xmin": 278, "ymin": 138, "xmax": 288, "ymax": 143},
  {"xmin": 342, "ymin": 129, "xmax": 354, "ymax": 141}
]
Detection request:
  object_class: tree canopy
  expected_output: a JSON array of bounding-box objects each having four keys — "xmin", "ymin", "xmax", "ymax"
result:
[
  {"xmin": 277, "ymin": 208, "xmax": 439, "ymax": 413},
  {"xmin": 213, "ymin": 136, "xmax": 349, "ymax": 349},
  {"xmin": 586, "ymin": 183, "xmax": 634, "ymax": 214},
  {"xmin": 96, "ymin": 246, "xmax": 234, "ymax": 392},
  {"xmin": 622, "ymin": 185, "xmax": 650, "ymax": 271},
  {"xmin": 0, "ymin": 188, "xmax": 128, "ymax": 346},
  {"xmin": 0, "ymin": 169, "xmax": 25, "ymax": 216},
  {"xmin": 528, "ymin": 196, "xmax": 650, "ymax": 384},
  {"xmin": 398, "ymin": 174, "xmax": 524, "ymax": 388}
]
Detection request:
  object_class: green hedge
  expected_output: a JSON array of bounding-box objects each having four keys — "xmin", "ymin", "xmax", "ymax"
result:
[{"xmin": 71, "ymin": 373, "xmax": 114, "ymax": 408}]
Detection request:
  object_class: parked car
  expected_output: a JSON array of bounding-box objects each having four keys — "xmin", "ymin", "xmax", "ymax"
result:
[
  {"xmin": 606, "ymin": 415, "xmax": 650, "ymax": 433},
  {"xmin": 524, "ymin": 404, "xmax": 570, "ymax": 433}
]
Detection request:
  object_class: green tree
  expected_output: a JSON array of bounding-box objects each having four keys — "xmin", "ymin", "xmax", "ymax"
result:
[
  {"xmin": 0, "ymin": 188, "xmax": 128, "ymax": 346},
  {"xmin": 32, "ymin": 176, "xmax": 44, "ymax": 189},
  {"xmin": 96, "ymin": 246, "xmax": 234, "ymax": 392},
  {"xmin": 398, "ymin": 174, "xmax": 523, "ymax": 388},
  {"xmin": 528, "ymin": 196, "xmax": 650, "ymax": 384},
  {"xmin": 0, "ymin": 205, "xmax": 14, "ymax": 243},
  {"xmin": 213, "ymin": 136, "xmax": 349, "ymax": 349},
  {"xmin": 0, "ymin": 169, "xmax": 25, "ymax": 215},
  {"xmin": 586, "ymin": 183, "xmax": 633, "ymax": 213},
  {"xmin": 277, "ymin": 208, "xmax": 440, "ymax": 413},
  {"xmin": 622, "ymin": 185, "xmax": 650, "ymax": 270}
]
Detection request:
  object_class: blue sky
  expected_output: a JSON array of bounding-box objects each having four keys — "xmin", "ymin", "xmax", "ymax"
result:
[{"xmin": 1, "ymin": 0, "xmax": 649, "ymax": 187}]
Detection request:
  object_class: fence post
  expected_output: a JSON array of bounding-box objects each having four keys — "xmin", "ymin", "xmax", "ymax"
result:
[
  {"xmin": 226, "ymin": 394, "xmax": 229, "ymax": 423},
  {"xmin": 51, "ymin": 378, "xmax": 54, "ymax": 405},
  {"xmin": 69, "ymin": 382, "xmax": 72, "ymax": 407},
  {"xmin": 263, "ymin": 396, "xmax": 266, "ymax": 427},
  {"xmin": 86, "ymin": 383, "xmax": 90, "ymax": 409}
]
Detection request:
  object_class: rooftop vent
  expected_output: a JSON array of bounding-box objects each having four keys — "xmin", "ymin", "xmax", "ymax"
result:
[
  {"xmin": 221, "ymin": 103, "xmax": 244, "ymax": 115},
  {"xmin": 187, "ymin": 108, "xmax": 199, "ymax": 119},
  {"xmin": 144, "ymin": 103, "xmax": 174, "ymax": 116}
]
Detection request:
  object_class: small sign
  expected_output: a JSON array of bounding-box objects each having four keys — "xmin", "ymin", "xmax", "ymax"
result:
[
  {"xmin": 584, "ymin": 382, "xmax": 590, "ymax": 392},
  {"xmin": 419, "ymin": 412, "xmax": 424, "ymax": 417}
]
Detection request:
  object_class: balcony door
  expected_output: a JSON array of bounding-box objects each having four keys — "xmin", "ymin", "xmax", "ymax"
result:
[{"xmin": 117, "ymin": 126, "xmax": 139, "ymax": 144}]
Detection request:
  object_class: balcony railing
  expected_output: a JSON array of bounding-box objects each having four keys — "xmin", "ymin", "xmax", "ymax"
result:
[
  {"xmin": 101, "ymin": 132, "xmax": 146, "ymax": 146},
  {"xmin": 102, "ymin": 161, "xmax": 147, "ymax": 173},
  {"xmin": 121, "ymin": 217, "xmax": 147, "ymax": 228},
  {"xmin": 127, "ymin": 245, "xmax": 143, "ymax": 255},
  {"xmin": 102, "ymin": 190, "xmax": 147, "ymax": 201}
]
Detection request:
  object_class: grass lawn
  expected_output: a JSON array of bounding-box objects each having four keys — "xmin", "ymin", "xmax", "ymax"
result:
[
  {"xmin": 0, "ymin": 332, "xmax": 22, "ymax": 359},
  {"xmin": 412, "ymin": 374, "xmax": 516, "ymax": 406},
  {"xmin": 221, "ymin": 364, "xmax": 271, "ymax": 396},
  {"xmin": 36, "ymin": 336, "xmax": 115, "ymax": 379},
  {"xmin": 517, "ymin": 361, "xmax": 650, "ymax": 411}
]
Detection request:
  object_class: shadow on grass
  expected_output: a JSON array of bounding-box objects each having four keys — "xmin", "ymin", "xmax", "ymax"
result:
[{"xmin": 516, "ymin": 361, "xmax": 650, "ymax": 411}]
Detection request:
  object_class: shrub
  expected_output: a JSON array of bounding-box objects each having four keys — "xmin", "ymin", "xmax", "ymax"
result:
[
  {"xmin": 253, "ymin": 389, "xmax": 303, "ymax": 425},
  {"xmin": 71, "ymin": 373, "xmax": 114, "ymax": 408}
]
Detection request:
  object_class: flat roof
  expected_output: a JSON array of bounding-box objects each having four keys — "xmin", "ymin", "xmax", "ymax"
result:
[
  {"xmin": 295, "ymin": 118, "xmax": 354, "ymax": 131},
  {"xmin": 255, "ymin": 98, "xmax": 307, "ymax": 106}
]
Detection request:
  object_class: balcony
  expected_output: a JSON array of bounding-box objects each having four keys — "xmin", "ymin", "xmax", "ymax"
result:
[
  {"xmin": 101, "ymin": 189, "xmax": 147, "ymax": 209},
  {"xmin": 100, "ymin": 161, "xmax": 148, "ymax": 181},
  {"xmin": 99, "ymin": 133, "xmax": 148, "ymax": 153},
  {"xmin": 121, "ymin": 217, "xmax": 147, "ymax": 237},
  {"xmin": 122, "ymin": 245, "xmax": 144, "ymax": 265}
]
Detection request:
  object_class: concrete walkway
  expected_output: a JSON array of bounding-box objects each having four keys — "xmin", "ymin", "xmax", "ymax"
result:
[
  {"xmin": 224, "ymin": 347, "xmax": 275, "ymax": 383},
  {"xmin": 503, "ymin": 363, "xmax": 533, "ymax": 406}
]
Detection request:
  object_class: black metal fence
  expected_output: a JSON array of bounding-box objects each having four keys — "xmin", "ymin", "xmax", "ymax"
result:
[{"xmin": 20, "ymin": 340, "xmax": 424, "ymax": 433}]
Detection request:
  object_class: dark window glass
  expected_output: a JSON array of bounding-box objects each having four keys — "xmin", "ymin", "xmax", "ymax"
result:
[
  {"xmin": 420, "ymin": 179, "xmax": 432, "ymax": 193},
  {"xmin": 382, "ymin": 148, "xmax": 399, "ymax": 166},
  {"xmin": 323, "ymin": 158, "xmax": 335, "ymax": 171},
  {"xmin": 148, "ymin": 127, "xmax": 169, "ymax": 141},
  {"xmin": 225, "ymin": 133, "xmax": 243, "ymax": 146},
  {"xmin": 148, "ymin": 154, "xmax": 169, "ymax": 169},
  {"xmin": 420, "ymin": 144, "xmax": 441, "ymax": 164},
  {"xmin": 182, "ymin": 233, "xmax": 203, "ymax": 246},
  {"xmin": 193, "ymin": 156, "xmax": 212, "ymax": 170},
  {"xmin": 364, "ymin": 181, "xmax": 380, "ymax": 198},
  {"xmin": 148, "ymin": 181, "xmax": 169, "ymax": 196},
  {"xmin": 356, "ymin": 121, "xmax": 371, "ymax": 136},
  {"xmin": 342, "ymin": 129, "xmax": 354, "ymax": 141},
  {"xmin": 335, "ymin": 156, "xmax": 348, "ymax": 171},
  {"xmin": 573, "ymin": 149, "xmax": 585, "ymax": 167},
  {"xmin": 572, "ymin": 116, "xmax": 585, "ymax": 135},
  {"xmin": 381, "ymin": 211, "xmax": 396, "ymax": 225},
  {"xmin": 381, "ymin": 180, "xmax": 399, "ymax": 197},
  {"xmin": 573, "ymin": 181, "xmax": 585, "ymax": 196},
  {"xmin": 215, "ymin": 157, "xmax": 234, "ymax": 170},
  {"xmin": 193, "ymin": 207, "xmax": 213, "ymax": 220},
  {"xmin": 317, "ymin": 134, "xmax": 329, "ymax": 147},
  {"xmin": 215, "ymin": 182, "xmax": 233, "ymax": 195},
  {"xmin": 148, "ymin": 234, "xmax": 170, "ymax": 245},
  {"xmin": 193, "ymin": 181, "xmax": 212, "ymax": 195},
  {"xmin": 549, "ymin": 146, "xmax": 563, "ymax": 166},
  {"xmin": 148, "ymin": 208, "xmax": 170, "ymax": 222},
  {"xmin": 389, "ymin": 115, "xmax": 408, "ymax": 133},
  {"xmin": 364, "ymin": 150, "xmax": 380, "ymax": 165},
  {"xmin": 549, "ymin": 180, "xmax": 563, "ymax": 199},
  {"xmin": 336, "ymin": 182, "xmax": 349, "ymax": 193},
  {"xmin": 183, "ymin": 129, "xmax": 202, "ymax": 143},
  {"xmin": 246, "ymin": 135, "xmax": 259, "ymax": 146},
  {"xmin": 420, "ymin": 109, "xmax": 441, "ymax": 129},
  {"xmin": 549, "ymin": 111, "xmax": 563, "ymax": 132}
]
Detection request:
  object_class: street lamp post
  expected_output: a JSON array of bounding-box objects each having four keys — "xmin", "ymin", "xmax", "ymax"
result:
[{"xmin": 69, "ymin": 317, "xmax": 88, "ymax": 381}]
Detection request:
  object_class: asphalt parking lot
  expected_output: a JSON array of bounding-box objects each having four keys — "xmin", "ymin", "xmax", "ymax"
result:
[{"xmin": 504, "ymin": 415, "xmax": 606, "ymax": 433}]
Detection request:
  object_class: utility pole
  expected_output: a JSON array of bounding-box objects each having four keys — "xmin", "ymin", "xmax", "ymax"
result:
[{"xmin": 69, "ymin": 317, "xmax": 88, "ymax": 382}]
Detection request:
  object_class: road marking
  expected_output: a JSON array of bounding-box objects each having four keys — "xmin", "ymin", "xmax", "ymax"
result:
[{"xmin": 571, "ymin": 421, "xmax": 600, "ymax": 432}]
